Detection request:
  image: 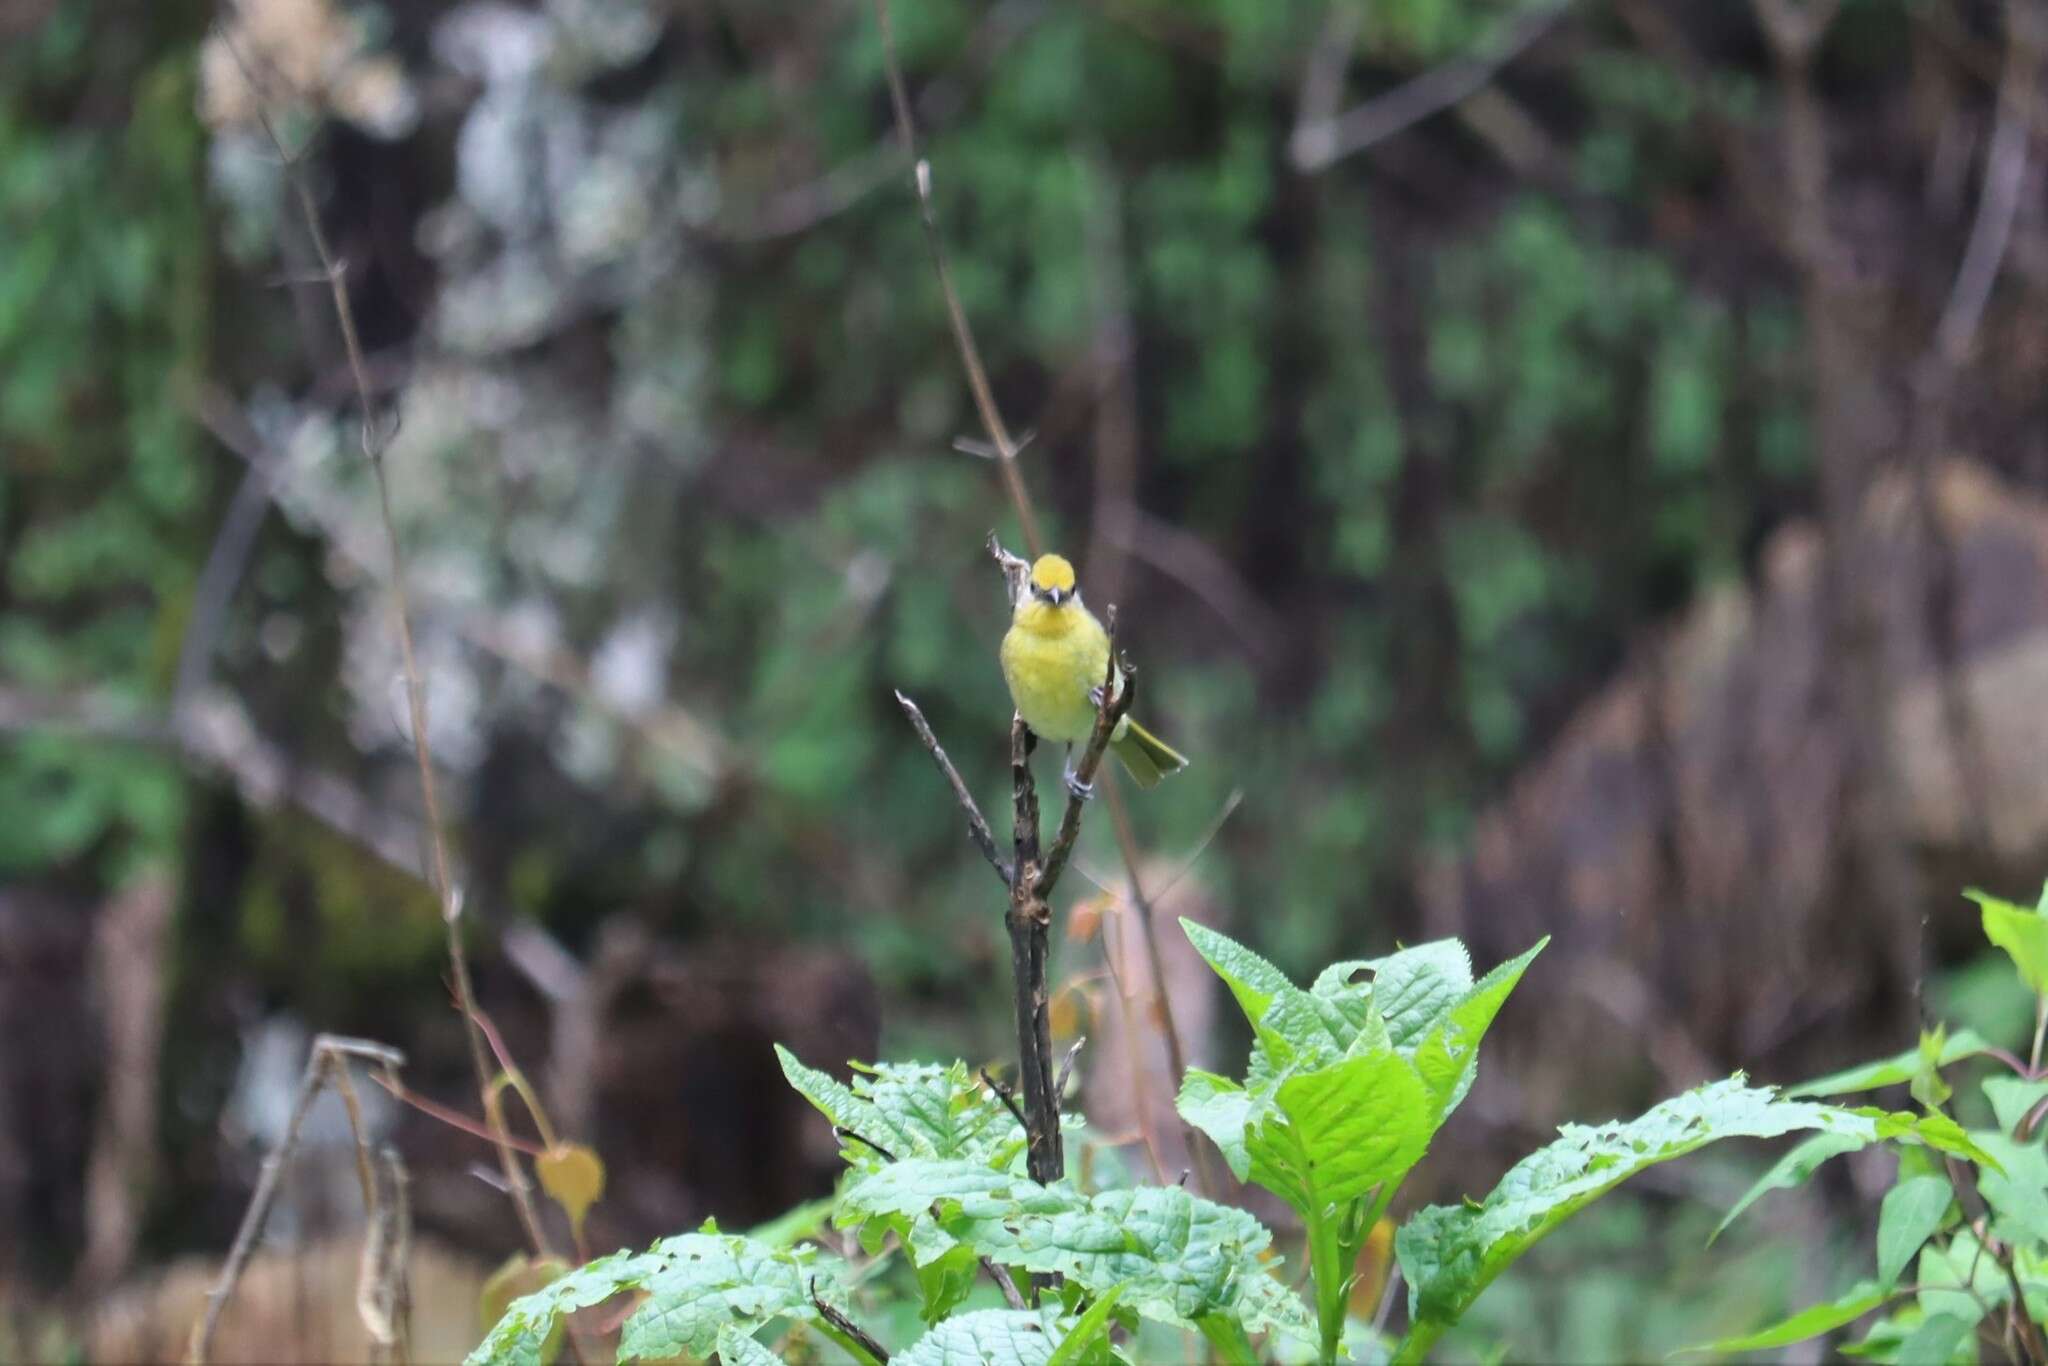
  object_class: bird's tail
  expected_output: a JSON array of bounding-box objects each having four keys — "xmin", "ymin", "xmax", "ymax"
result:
[{"xmin": 1110, "ymin": 719, "xmax": 1189, "ymax": 790}]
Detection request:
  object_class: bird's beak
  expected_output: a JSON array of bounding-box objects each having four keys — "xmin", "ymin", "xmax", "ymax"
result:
[{"xmin": 1043, "ymin": 587, "xmax": 1066, "ymax": 606}]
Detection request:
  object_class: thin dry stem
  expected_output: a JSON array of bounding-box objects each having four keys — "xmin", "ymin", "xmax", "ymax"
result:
[
  {"xmin": 215, "ymin": 9, "xmax": 553, "ymax": 1260},
  {"xmin": 188, "ymin": 1035, "xmax": 406, "ymax": 1363},
  {"xmin": 872, "ymin": 0, "xmax": 1043, "ymax": 557},
  {"xmin": 896, "ymin": 691, "xmax": 1012, "ymax": 884}
]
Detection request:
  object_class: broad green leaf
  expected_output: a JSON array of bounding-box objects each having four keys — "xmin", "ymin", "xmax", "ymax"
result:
[
  {"xmin": 618, "ymin": 1233, "xmax": 837, "ymax": 1362},
  {"xmin": 839, "ymin": 1161, "xmax": 1309, "ymax": 1343},
  {"xmin": 476, "ymin": 1255, "xmax": 569, "ymax": 1356},
  {"xmin": 1972, "ymin": 1131, "xmax": 2048, "ymax": 1245},
  {"xmin": 1394, "ymin": 1079, "xmax": 1912, "ymax": 1356},
  {"xmin": 1893, "ymin": 1312, "xmax": 1973, "ymax": 1365},
  {"xmin": 1408, "ymin": 938, "xmax": 1546, "ymax": 1120},
  {"xmin": 1982, "ymin": 1075, "xmax": 2048, "ymax": 1133},
  {"xmin": 1176, "ymin": 1069, "xmax": 1252, "ymax": 1179},
  {"xmin": 1678, "ymin": 1282, "xmax": 1888, "ymax": 1354},
  {"xmin": 1917, "ymin": 1231, "xmax": 2007, "ymax": 1325},
  {"xmin": 1362, "ymin": 940, "xmax": 1473, "ymax": 1048},
  {"xmin": 1861, "ymin": 1109, "xmax": 2002, "ymax": 1172},
  {"xmin": 1711, "ymin": 1132, "xmax": 1867, "ymax": 1244},
  {"xmin": 714, "ymin": 1325, "xmax": 780, "ymax": 1366},
  {"xmin": 467, "ymin": 1232, "xmax": 843, "ymax": 1366},
  {"xmin": 1246, "ymin": 1049, "xmax": 1434, "ymax": 1217},
  {"xmin": 915, "ymin": 1245, "xmax": 982, "ymax": 1325},
  {"xmin": 897, "ymin": 1309, "xmax": 1062, "ymax": 1366},
  {"xmin": 1967, "ymin": 889, "xmax": 2048, "ymax": 994},
  {"xmin": 775, "ymin": 1046, "xmax": 1025, "ymax": 1173},
  {"xmin": 1182, "ymin": 919, "xmax": 1294, "ymax": 1027},
  {"xmin": 1788, "ymin": 1030, "xmax": 1990, "ymax": 1099},
  {"xmin": 1877, "ymin": 1176, "xmax": 1953, "ymax": 1288}
]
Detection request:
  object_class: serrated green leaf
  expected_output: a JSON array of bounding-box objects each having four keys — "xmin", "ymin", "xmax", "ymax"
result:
[
  {"xmin": 1176, "ymin": 1070, "xmax": 1252, "ymax": 1179},
  {"xmin": 1966, "ymin": 889, "xmax": 2048, "ymax": 994},
  {"xmin": 714, "ymin": 1325, "xmax": 780, "ymax": 1366},
  {"xmin": 897, "ymin": 1309, "xmax": 1062, "ymax": 1366},
  {"xmin": 1711, "ymin": 1131, "xmax": 1868, "ymax": 1244},
  {"xmin": 1182, "ymin": 919, "xmax": 1295, "ymax": 1027},
  {"xmin": 1788, "ymin": 1030, "xmax": 1990, "ymax": 1099},
  {"xmin": 838, "ymin": 1160, "xmax": 1309, "ymax": 1342},
  {"xmin": 775, "ymin": 1046, "xmax": 1025, "ymax": 1173},
  {"xmin": 1363, "ymin": 941, "xmax": 1473, "ymax": 1047},
  {"xmin": 916, "ymin": 1245, "xmax": 982, "ymax": 1325},
  {"xmin": 1247, "ymin": 1049, "xmax": 1434, "ymax": 1217},
  {"xmin": 1878, "ymin": 1176, "xmax": 1953, "ymax": 1288},
  {"xmin": 1409, "ymin": 938, "xmax": 1546, "ymax": 1121},
  {"xmin": 1678, "ymin": 1281, "xmax": 1888, "ymax": 1354},
  {"xmin": 618, "ymin": 1233, "xmax": 834, "ymax": 1361},
  {"xmin": 1394, "ymin": 1079, "xmax": 1903, "ymax": 1359},
  {"xmin": 467, "ymin": 1234, "xmax": 843, "ymax": 1366},
  {"xmin": 1894, "ymin": 1312, "xmax": 1973, "ymax": 1365}
]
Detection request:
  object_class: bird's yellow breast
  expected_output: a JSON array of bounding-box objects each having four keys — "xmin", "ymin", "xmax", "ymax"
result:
[{"xmin": 1000, "ymin": 601, "xmax": 1111, "ymax": 744}]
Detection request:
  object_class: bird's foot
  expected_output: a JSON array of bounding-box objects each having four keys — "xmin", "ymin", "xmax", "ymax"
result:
[
  {"xmin": 1063, "ymin": 766, "xmax": 1096, "ymax": 802},
  {"xmin": 1087, "ymin": 685, "xmax": 1106, "ymax": 708}
]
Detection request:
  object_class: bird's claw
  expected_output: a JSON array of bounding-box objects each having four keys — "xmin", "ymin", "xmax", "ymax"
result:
[
  {"xmin": 1064, "ymin": 769, "xmax": 1095, "ymax": 802},
  {"xmin": 1087, "ymin": 685, "xmax": 1107, "ymax": 708}
]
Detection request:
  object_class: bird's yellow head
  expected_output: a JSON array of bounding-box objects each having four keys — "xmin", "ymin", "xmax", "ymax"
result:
[{"xmin": 1028, "ymin": 554, "xmax": 1078, "ymax": 607}]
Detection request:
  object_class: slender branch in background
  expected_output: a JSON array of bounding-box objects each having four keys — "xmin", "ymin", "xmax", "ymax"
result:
[
  {"xmin": 873, "ymin": 0, "xmax": 1043, "ymax": 557},
  {"xmin": 1904, "ymin": 0, "xmax": 2043, "ymax": 855},
  {"xmin": 188, "ymin": 1036, "xmax": 406, "ymax": 1364},
  {"xmin": 896, "ymin": 692, "xmax": 1013, "ymax": 884},
  {"xmin": 358, "ymin": 1146, "xmax": 414, "ymax": 1366},
  {"xmin": 1290, "ymin": 3, "xmax": 1572, "ymax": 172},
  {"xmin": 215, "ymin": 9, "xmax": 555, "ymax": 1260}
]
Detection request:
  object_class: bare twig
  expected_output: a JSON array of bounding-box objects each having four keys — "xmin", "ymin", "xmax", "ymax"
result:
[
  {"xmin": 983, "ymin": 1258, "xmax": 1028, "ymax": 1310},
  {"xmin": 811, "ymin": 1278, "xmax": 891, "ymax": 1364},
  {"xmin": 981, "ymin": 1067, "xmax": 1030, "ymax": 1132},
  {"xmin": 215, "ymin": 9, "xmax": 554, "ymax": 1261},
  {"xmin": 833, "ymin": 1127, "xmax": 898, "ymax": 1164},
  {"xmin": 872, "ymin": 0, "xmax": 1043, "ymax": 557},
  {"xmin": 897, "ymin": 692, "xmax": 1012, "ymax": 884},
  {"xmin": 1290, "ymin": 3, "xmax": 1572, "ymax": 171},
  {"xmin": 188, "ymin": 1035, "xmax": 406, "ymax": 1363},
  {"xmin": 1055, "ymin": 1037, "xmax": 1086, "ymax": 1098},
  {"xmin": 1004, "ymin": 711, "xmax": 1062, "ymax": 1183},
  {"xmin": 357, "ymin": 1146, "xmax": 413, "ymax": 1365}
]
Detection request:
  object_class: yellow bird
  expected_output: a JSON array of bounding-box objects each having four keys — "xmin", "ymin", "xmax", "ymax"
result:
[{"xmin": 999, "ymin": 553, "xmax": 1189, "ymax": 796}]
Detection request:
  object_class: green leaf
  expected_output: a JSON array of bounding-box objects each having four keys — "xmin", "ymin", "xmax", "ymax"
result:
[
  {"xmin": 1394, "ymin": 1079, "xmax": 1908, "ymax": 1358},
  {"xmin": 1678, "ymin": 1282, "xmax": 1888, "ymax": 1354},
  {"xmin": 1877, "ymin": 1176, "xmax": 1953, "ymax": 1289},
  {"xmin": 1182, "ymin": 919, "xmax": 1295, "ymax": 1027},
  {"xmin": 1917, "ymin": 1230, "xmax": 2009, "ymax": 1325},
  {"xmin": 1981, "ymin": 1075, "xmax": 2048, "ymax": 1133},
  {"xmin": 775, "ymin": 1046, "xmax": 1025, "ymax": 1173},
  {"xmin": 1711, "ymin": 1131, "xmax": 1868, "ymax": 1244},
  {"xmin": 714, "ymin": 1325, "xmax": 781, "ymax": 1366},
  {"xmin": 1966, "ymin": 889, "xmax": 2048, "ymax": 994},
  {"xmin": 1045, "ymin": 1287, "xmax": 1125, "ymax": 1366},
  {"xmin": 1409, "ymin": 938, "xmax": 1546, "ymax": 1121},
  {"xmin": 838, "ymin": 1161, "xmax": 1309, "ymax": 1343},
  {"xmin": 1788, "ymin": 1030, "xmax": 1990, "ymax": 1099},
  {"xmin": 1893, "ymin": 1312, "xmax": 1973, "ymax": 1365},
  {"xmin": 1971, "ymin": 1130, "xmax": 2048, "ymax": 1245},
  {"xmin": 915, "ymin": 1245, "xmax": 982, "ymax": 1325},
  {"xmin": 467, "ymin": 1233, "xmax": 843, "ymax": 1366},
  {"xmin": 1361, "ymin": 940, "xmax": 1473, "ymax": 1047},
  {"xmin": 897, "ymin": 1309, "xmax": 1062, "ymax": 1366},
  {"xmin": 1246, "ymin": 1049, "xmax": 1434, "ymax": 1217},
  {"xmin": 1176, "ymin": 1069, "xmax": 1252, "ymax": 1179}
]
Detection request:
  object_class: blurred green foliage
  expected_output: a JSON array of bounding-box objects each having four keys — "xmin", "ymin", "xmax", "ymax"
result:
[{"xmin": 0, "ymin": 1, "xmax": 211, "ymax": 885}]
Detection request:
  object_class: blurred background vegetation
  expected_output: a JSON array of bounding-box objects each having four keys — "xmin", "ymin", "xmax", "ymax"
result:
[{"xmin": 6, "ymin": 0, "xmax": 2048, "ymax": 1357}]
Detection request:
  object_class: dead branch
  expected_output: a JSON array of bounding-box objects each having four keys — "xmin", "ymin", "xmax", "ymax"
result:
[{"xmin": 896, "ymin": 692, "xmax": 1012, "ymax": 885}]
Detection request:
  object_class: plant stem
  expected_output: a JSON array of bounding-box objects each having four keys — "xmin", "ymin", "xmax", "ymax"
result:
[{"xmin": 1007, "ymin": 716, "xmax": 1063, "ymax": 1185}]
